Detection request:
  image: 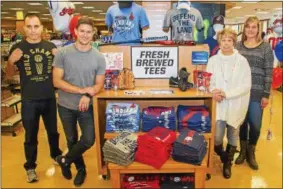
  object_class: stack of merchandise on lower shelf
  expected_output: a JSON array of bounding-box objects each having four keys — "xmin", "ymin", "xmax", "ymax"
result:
[
  {"xmin": 103, "ymin": 132, "xmax": 137, "ymax": 166},
  {"xmin": 121, "ymin": 173, "xmax": 195, "ymax": 189},
  {"xmin": 172, "ymin": 128, "xmax": 207, "ymax": 165},
  {"xmin": 135, "ymin": 126, "xmax": 176, "ymax": 169},
  {"xmin": 142, "ymin": 106, "xmax": 176, "ymax": 131},
  {"xmin": 122, "ymin": 174, "xmax": 160, "ymax": 189},
  {"xmin": 160, "ymin": 173, "xmax": 194, "ymax": 189},
  {"xmin": 177, "ymin": 105, "xmax": 211, "ymax": 133},
  {"xmin": 106, "ymin": 102, "xmax": 140, "ymax": 132}
]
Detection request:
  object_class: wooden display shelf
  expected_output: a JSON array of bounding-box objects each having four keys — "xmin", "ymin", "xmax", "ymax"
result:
[
  {"xmin": 93, "ymin": 87, "xmax": 216, "ymax": 187},
  {"xmin": 108, "ymin": 153, "xmax": 208, "ymax": 188},
  {"xmin": 104, "ymin": 132, "xmax": 212, "ymax": 140}
]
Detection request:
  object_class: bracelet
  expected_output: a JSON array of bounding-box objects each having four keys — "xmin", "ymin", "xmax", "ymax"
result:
[{"xmin": 83, "ymin": 93, "xmax": 92, "ymax": 98}]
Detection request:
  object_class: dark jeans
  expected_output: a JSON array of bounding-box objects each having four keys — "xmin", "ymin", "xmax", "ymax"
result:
[
  {"xmin": 58, "ymin": 105, "xmax": 95, "ymax": 170},
  {"xmin": 22, "ymin": 99, "xmax": 62, "ymax": 170},
  {"xmin": 239, "ymin": 101, "xmax": 263, "ymax": 145}
]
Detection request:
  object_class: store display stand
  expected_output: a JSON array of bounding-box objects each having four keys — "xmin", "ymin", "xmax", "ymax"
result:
[
  {"xmin": 1, "ymin": 89, "xmax": 22, "ymax": 137},
  {"xmin": 93, "ymin": 87, "xmax": 215, "ymax": 188}
]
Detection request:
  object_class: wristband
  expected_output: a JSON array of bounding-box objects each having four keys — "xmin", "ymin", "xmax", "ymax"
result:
[{"xmin": 83, "ymin": 93, "xmax": 92, "ymax": 98}]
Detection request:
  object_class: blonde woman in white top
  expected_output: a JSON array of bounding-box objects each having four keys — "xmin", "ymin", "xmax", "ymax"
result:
[{"xmin": 206, "ymin": 28, "xmax": 251, "ymax": 179}]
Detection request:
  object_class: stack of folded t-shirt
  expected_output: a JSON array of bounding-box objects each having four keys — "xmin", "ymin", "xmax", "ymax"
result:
[
  {"xmin": 177, "ymin": 105, "xmax": 211, "ymax": 133},
  {"xmin": 103, "ymin": 132, "xmax": 137, "ymax": 166},
  {"xmin": 135, "ymin": 126, "xmax": 176, "ymax": 169},
  {"xmin": 172, "ymin": 128, "xmax": 207, "ymax": 165},
  {"xmin": 142, "ymin": 106, "xmax": 176, "ymax": 132},
  {"xmin": 122, "ymin": 174, "xmax": 160, "ymax": 189},
  {"xmin": 160, "ymin": 173, "xmax": 195, "ymax": 189},
  {"xmin": 106, "ymin": 102, "xmax": 140, "ymax": 132}
]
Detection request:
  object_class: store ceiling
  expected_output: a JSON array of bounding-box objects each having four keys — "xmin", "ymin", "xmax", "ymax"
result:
[{"xmin": 1, "ymin": 1, "xmax": 282, "ymax": 24}]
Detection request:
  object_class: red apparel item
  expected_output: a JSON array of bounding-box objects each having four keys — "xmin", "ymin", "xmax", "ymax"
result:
[
  {"xmin": 135, "ymin": 127, "xmax": 176, "ymax": 169},
  {"xmin": 122, "ymin": 175, "xmax": 160, "ymax": 189}
]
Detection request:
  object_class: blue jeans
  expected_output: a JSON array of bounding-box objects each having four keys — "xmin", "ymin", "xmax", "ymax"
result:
[
  {"xmin": 22, "ymin": 99, "xmax": 62, "ymax": 170},
  {"xmin": 239, "ymin": 101, "xmax": 263, "ymax": 145},
  {"xmin": 215, "ymin": 120, "xmax": 240, "ymax": 146},
  {"xmin": 58, "ymin": 105, "xmax": 95, "ymax": 170}
]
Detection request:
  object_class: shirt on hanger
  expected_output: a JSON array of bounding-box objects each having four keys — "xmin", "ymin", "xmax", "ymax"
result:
[
  {"xmin": 163, "ymin": 7, "xmax": 204, "ymax": 41},
  {"xmin": 105, "ymin": 2, "xmax": 150, "ymax": 43}
]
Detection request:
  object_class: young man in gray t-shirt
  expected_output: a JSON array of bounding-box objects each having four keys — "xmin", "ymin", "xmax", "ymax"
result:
[
  {"xmin": 53, "ymin": 17, "xmax": 106, "ymax": 186},
  {"xmin": 163, "ymin": 6, "xmax": 204, "ymax": 41}
]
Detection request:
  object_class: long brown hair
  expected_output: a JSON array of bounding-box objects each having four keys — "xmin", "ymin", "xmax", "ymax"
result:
[{"xmin": 241, "ymin": 16, "xmax": 262, "ymax": 42}]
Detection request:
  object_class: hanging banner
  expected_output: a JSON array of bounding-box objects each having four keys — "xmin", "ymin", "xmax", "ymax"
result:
[{"xmin": 131, "ymin": 46, "xmax": 178, "ymax": 79}]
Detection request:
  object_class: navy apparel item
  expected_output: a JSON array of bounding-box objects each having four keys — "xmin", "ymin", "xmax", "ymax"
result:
[
  {"xmin": 177, "ymin": 105, "xmax": 211, "ymax": 133},
  {"xmin": 142, "ymin": 106, "xmax": 176, "ymax": 131},
  {"xmin": 175, "ymin": 128, "xmax": 206, "ymax": 151}
]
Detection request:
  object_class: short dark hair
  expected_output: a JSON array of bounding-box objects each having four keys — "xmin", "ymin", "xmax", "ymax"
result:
[
  {"xmin": 24, "ymin": 13, "xmax": 42, "ymax": 24},
  {"xmin": 76, "ymin": 17, "xmax": 94, "ymax": 30}
]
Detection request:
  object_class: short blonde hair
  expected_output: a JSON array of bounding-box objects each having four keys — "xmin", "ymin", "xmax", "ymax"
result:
[
  {"xmin": 241, "ymin": 16, "xmax": 262, "ymax": 42},
  {"xmin": 217, "ymin": 28, "xmax": 237, "ymax": 45}
]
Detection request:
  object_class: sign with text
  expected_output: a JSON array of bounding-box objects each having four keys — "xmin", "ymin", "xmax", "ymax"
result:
[
  {"xmin": 102, "ymin": 52, "xmax": 123, "ymax": 70},
  {"xmin": 131, "ymin": 47, "xmax": 178, "ymax": 79}
]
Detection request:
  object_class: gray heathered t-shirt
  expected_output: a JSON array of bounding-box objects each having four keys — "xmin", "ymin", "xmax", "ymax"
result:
[
  {"xmin": 163, "ymin": 7, "xmax": 204, "ymax": 41},
  {"xmin": 53, "ymin": 44, "xmax": 106, "ymax": 110}
]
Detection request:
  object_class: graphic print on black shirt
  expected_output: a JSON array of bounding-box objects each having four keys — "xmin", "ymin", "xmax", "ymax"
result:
[{"xmin": 9, "ymin": 40, "xmax": 56, "ymax": 100}]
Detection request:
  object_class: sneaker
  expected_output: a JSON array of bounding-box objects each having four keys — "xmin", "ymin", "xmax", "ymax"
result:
[
  {"xmin": 26, "ymin": 169, "xmax": 38, "ymax": 183},
  {"xmin": 56, "ymin": 155, "xmax": 72, "ymax": 180},
  {"xmin": 74, "ymin": 168, "xmax": 87, "ymax": 187}
]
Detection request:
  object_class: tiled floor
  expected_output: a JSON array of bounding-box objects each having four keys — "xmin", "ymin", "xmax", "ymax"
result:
[{"xmin": 1, "ymin": 90, "xmax": 282, "ymax": 188}]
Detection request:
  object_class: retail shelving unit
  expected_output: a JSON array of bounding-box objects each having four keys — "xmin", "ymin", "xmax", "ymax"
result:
[
  {"xmin": 1, "ymin": 89, "xmax": 22, "ymax": 136},
  {"xmin": 93, "ymin": 87, "xmax": 215, "ymax": 188}
]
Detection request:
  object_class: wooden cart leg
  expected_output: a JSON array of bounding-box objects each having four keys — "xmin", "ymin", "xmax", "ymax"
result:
[
  {"xmin": 195, "ymin": 169, "xmax": 206, "ymax": 188},
  {"xmin": 110, "ymin": 169, "xmax": 121, "ymax": 188}
]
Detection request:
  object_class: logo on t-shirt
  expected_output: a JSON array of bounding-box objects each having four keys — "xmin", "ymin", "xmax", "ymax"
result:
[
  {"xmin": 113, "ymin": 12, "xmax": 135, "ymax": 40},
  {"xmin": 23, "ymin": 48, "xmax": 53, "ymax": 81},
  {"xmin": 172, "ymin": 13, "xmax": 195, "ymax": 34}
]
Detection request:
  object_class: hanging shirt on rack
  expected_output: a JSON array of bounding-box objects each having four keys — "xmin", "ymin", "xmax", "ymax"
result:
[
  {"xmin": 163, "ymin": 7, "xmax": 204, "ymax": 41},
  {"xmin": 105, "ymin": 2, "xmax": 150, "ymax": 43}
]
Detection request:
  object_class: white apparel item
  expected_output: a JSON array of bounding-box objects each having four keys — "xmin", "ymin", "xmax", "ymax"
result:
[
  {"xmin": 48, "ymin": 0, "xmax": 75, "ymax": 33},
  {"xmin": 206, "ymin": 49, "xmax": 251, "ymax": 128},
  {"xmin": 177, "ymin": 0, "xmax": 191, "ymax": 11}
]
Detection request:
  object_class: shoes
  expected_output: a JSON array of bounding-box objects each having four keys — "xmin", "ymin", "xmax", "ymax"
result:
[
  {"xmin": 169, "ymin": 68, "xmax": 194, "ymax": 91},
  {"xmin": 56, "ymin": 155, "xmax": 72, "ymax": 180},
  {"xmin": 246, "ymin": 144, "xmax": 259, "ymax": 170},
  {"xmin": 26, "ymin": 169, "xmax": 38, "ymax": 183},
  {"xmin": 235, "ymin": 140, "xmax": 247, "ymax": 165},
  {"xmin": 74, "ymin": 168, "xmax": 87, "ymax": 187}
]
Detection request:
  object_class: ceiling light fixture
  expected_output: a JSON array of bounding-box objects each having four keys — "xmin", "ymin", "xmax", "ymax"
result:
[
  {"xmin": 1, "ymin": 12, "xmax": 9, "ymax": 14},
  {"xmin": 72, "ymin": 2, "xmax": 84, "ymax": 5},
  {"xmin": 274, "ymin": 8, "xmax": 282, "ymax": 10},
  {"xmin": 10, "ymin": 8, "xmax": 24, "ymax": 10},
  {"xmin": 28, "ymin": 11, "xmax": 40, "ymax": 13},
  {"xmin": 242, "ymin": 0, "xmax": 261, "ymax": 3},
  {"xmin": 245, "ymin": 15, "xmax": 256, "ymax": 17},
  {"xmin": 82, "ymin": 6, "xmax": 94, "ymax": 9},
  {"xmin": 42, "ymin": 14, "xmax": 51, "ymax": 16},
  {"xmin": 27, "ymin": 3, "xmax": 43, "ymax": 6},
  {"xmin": 92, "ymin": 10, "xmax": 103, "ymax": 12},
  {"xmin": 99, "ymin": 13, "xmax": 106, "ymax": 15},
  {"xmin": 3, "ymin": 17, "xmax": 15, "ymax": 19},
  {"xmin": 232, "ymin": 6, "xmax": 242, "ymax": 9},
  {"xmin": 257, "ymin": 11, "xmax": 268, "ymax": 14}
]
